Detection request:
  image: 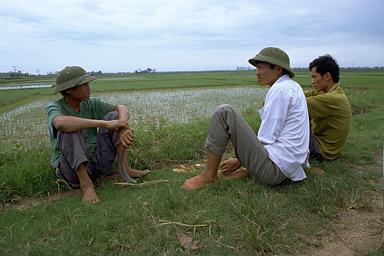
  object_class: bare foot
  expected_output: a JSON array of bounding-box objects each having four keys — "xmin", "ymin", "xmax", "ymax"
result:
[
  {"xmin": 218, "ymin": 168, "xmax": 239, "ymax": 177},
  {"xmin": 307, "ymin": 167, "xmax": 325, "ymax": 176},
  {"xmin": 126, "ymin": 168, "xmax": 151, "ymax": 178},
  {"xmin": 222, "ymin": 168, "xmax": 249, "ymax": 180},
  {"xmin": 219, "ymin": 157, "xmax": 241, "ymax": 175},
  {"xmin": 81, "ymin": 184, "xmax": 100, "ymax": 204},
  {"xmin": 183, "ymin": 174, "xmax": 217, "ymax": 191}
]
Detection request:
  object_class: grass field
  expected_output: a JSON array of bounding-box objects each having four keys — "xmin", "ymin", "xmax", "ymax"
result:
[{"xmin": 0, "ymin": 70, "xmax": 383, "ymax": 255}]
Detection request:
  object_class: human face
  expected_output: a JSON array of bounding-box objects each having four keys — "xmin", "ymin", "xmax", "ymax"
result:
[
  {"xmin": 255, "ymin": 62, "xmax": 282, "ymax": 86},
  {"xmin": 310, "ymin": 67, "xmax": 332, "ymax": 92},
  {"xmin": 68, "ymin": 82, "xmax": 91, "ymax": 101}
]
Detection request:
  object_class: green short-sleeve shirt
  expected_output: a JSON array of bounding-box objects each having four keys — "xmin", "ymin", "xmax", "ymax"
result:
[{"xmin": 46, "ymin": 97, "xmax": 116, "ymax": 168}]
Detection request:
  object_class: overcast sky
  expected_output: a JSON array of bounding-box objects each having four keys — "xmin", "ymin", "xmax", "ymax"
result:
[{"xmin": 1, "ymin": 0, "xmax": 383, "ymax": 74}]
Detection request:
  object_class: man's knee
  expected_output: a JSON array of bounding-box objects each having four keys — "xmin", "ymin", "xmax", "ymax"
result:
[
  {"xmin": 103, "ymin": 111, "xmax": 119, "ymax": 121},
  {"xmin": 59, "ymin": 131, "xmax": 83, "ymax": 145},
  {"xmin": 214, "ymin": 104, "xmax": 235, "ymax": 117},
  {"xmin": 58, "ymin": 131, "xmax": 87, "ymax": 161}
]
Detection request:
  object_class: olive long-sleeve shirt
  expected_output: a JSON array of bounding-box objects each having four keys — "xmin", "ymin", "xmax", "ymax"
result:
[{"xmin": 305, "ymin": 85, "xmax": 352, "ymax": 160}]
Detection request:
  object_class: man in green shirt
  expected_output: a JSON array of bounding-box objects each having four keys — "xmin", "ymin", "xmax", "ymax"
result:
[
  {"xmin": 47, "ymin": 66, "xmax": 149, "ymax": 204},
  {"xmin": 305, "ymin": 55, "xmax": 352, "ymax": 161}
]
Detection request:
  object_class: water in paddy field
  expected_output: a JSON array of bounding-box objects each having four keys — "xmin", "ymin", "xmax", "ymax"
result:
[
  {"xmin": 0, "ymin": 84, "xmax": 53, "ymax": 90},
  {"xmin": 100, "ymin": 87, "xmax": 266, "ymax": 124},
  {"xmin": 0, "ymin": 87, "xmax": 266, "ymax": 149}
]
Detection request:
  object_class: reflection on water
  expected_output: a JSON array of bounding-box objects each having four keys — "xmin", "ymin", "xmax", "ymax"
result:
[
  {"xmin": 0, "ymin": 84, "xmax": 53, "ymax": 90},
  {"xmin": 0, "ymin": 87, "xmax": 266, "ymax": 149}
]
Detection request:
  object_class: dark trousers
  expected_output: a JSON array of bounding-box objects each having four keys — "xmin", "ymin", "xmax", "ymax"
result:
[
  {"xmin": 309, "ymin": 132, "xmax": 324, "ymax": 162},
  {"xmin": 56, "ymin": 112, "xmax": 120, "ymax": 185}
]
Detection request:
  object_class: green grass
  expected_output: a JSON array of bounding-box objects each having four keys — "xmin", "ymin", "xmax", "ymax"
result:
[
  {"xmin": 0, "ymin": 88, "xmax": 51, "ymax": 112},
  {"xmin": 0, "ymin": 70, "xmax": 383, "ymax": 255},
  {"xmin": 0, "ymin": 162, "xmax": 377, "ymax": 255}
]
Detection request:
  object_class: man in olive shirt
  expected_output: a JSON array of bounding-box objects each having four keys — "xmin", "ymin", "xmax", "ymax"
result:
[{"xmin": 305, "ymin": 55, "xmax": 352, "ymax": 161}]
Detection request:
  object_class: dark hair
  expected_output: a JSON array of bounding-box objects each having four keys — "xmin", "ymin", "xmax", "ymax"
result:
[
  {"xmin": 60, "ymin": 83, "xmax": 81, "ymax": 96},
  {"xmin": 309, "ymin": 54, "xmax": 340, "ymax": 83},
  {"xmin": 60, "ymin": 90, "xmax": 69, "ymax": 96}
]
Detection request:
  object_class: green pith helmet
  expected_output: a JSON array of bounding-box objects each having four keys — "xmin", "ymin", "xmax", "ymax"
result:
[
  {"xmin": 54, "ymin": 66, "xmax": 96, "ymax": 93},
  {"xmin": 248, "ymin": 47, "xmax": 295, "ymax": 78}
]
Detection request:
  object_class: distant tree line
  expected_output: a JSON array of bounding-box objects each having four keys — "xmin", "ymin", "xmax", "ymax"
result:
[
  {"xmin": 0, "ymin": 66, "xmax": 382, "ymax": 78},
  {"xmin": 292, "ymin": 67, "xmax": 384, "ymax": 72},
  {"xmin": 0, "ymin": 67, "xmax": 158, "ymax": 78},
  {"xmin": 134, "ymin": 68, "xmax": 157, "ymax": 74},
  {"xmin": 236, "ymin": 66, "xmax": 254, "ymax": 71},
  {"xmin": 0, "ymin": 71, "xmax": 56, "ymax": 78}
]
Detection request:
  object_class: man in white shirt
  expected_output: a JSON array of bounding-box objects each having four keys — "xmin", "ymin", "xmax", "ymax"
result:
[{"xmin": 183, "ymin": 47, "xmax": 309, "ymax": 190}]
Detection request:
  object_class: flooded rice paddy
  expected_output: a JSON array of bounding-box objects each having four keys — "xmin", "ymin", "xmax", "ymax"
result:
[
  {"xmin": 0, "ymin": 84, "xmax": 53, "ymax": 90},
  {"xmin": 0, "ymin": 87, "xmax": 266, "ymax": 149}
]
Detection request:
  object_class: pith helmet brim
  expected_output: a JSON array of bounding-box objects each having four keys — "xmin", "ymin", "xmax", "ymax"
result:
[
  {"xmin": 54, "ymin": 74, "xmax": 95, "ymax": 93},
  {"xmin": 54, "ymin": 66, "xmax": 96, "ymax": 93},
  {"xmin": 248, "ymin": 47, "xmax": 295, "ymax": 78}
]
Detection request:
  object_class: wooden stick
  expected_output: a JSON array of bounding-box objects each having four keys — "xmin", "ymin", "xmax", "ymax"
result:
[
  {"xmin": 208, "ymin": 223, "xmax": 239, "ymax": 250},
  {"xmin": 158, "ymin": 220, "xmax": 208, "ymax": 228},
  {"xmin": 115, "ymin": 179, "xmax": 171, "ymax": 186}
]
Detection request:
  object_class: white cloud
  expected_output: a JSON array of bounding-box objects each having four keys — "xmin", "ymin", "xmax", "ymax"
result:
[{"xmin": 0, "ymin": 0, "xmax": 383, "ymax": 73}]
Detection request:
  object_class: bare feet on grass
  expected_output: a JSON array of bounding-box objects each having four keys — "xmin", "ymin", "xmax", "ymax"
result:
[
  {"xmin": 220, "ymin": 168, "xmax": 249, "ymax": 180},
  {"xmin": 81, "ymin": 183, "xmax": 100, "ymax": 204},
  {"xmin": 219, "ymin": 157, "xmax": 241, "ymax": 176},
  {"xmin": 307, "ymin": 167, "xmax": 325, "ymax": 176},
  {"xmin": 183, "ymin": 174, "xmax": 217, "ymax": 191}
]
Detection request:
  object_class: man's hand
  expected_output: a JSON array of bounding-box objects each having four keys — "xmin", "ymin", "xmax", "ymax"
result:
[
  {"xmin": 220, "ymin": 157, "xmax": 241, "ymax": 175},
  {"xmin": 118, "ymin": 128, "xmax": 134, "ymax": 147},
  {"xmin": 104, "ymin": 120, "xmax": 133, "ymax": 147}
]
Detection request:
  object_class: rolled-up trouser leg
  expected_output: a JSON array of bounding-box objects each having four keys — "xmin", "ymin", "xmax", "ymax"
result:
[
  {"xmin": 205, "ymin": 104, "xmax": 287, "ymax": 185},
  {"xmin": 57, "ymin": 131, "xmax": 89, "ymax": 185},
  {"xmin": 87, "ymin": 111, "xmax": 121, "ymax": 179}
]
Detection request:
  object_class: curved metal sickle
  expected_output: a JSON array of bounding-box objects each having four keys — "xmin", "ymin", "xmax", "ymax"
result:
[{"xmin": 118, "ymin": 151, "xmax": 137, "ymax": 183}]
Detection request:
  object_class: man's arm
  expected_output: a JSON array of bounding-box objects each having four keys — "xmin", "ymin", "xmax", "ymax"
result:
[
  {"xmin": 52, "ymin": 115, "xmax": 118, "ymax": 132},
  {"xmin": 53, "ymin": 103, "xmax": 132, "ymax": 145},
  {"xmin": 306, "ymin": 95, "xmax": 329, "ymax": 119},
  {"xmin": 52, "ymin": 103, "xmax": 131, "ymax": 132},
  {"xmin": 258, "ymin": 89, "xmax": 289, "ymax": 145},
  {"xmin": 304, "ymin": 88, "xmax": 325, "ymax": 97}
]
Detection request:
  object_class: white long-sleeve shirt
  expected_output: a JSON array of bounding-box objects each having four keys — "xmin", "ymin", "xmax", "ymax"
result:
[{"xmin": 258, "ymin": 75, "xmax": 309, "ymax": 181}]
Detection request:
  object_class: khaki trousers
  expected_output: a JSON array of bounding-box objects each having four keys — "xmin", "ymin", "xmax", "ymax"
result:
[{"xmin": 205, "ymin": 104, "xmax": 287, "ymax": 185}]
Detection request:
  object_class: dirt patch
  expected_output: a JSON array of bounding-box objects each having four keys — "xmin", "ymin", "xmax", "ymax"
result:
[
  {"xmin": 0, "ymin": 190, "xmax": 81, "ymax": 211},
  {"xmin": 305, "ymin": 191, "xmax": 383, "ymax": 256}
]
